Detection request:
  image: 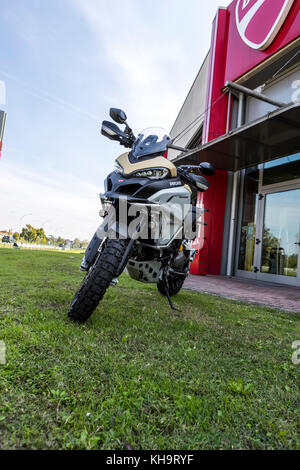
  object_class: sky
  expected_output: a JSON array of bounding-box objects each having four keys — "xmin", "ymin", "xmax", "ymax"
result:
[{"xmin": 0, "ymin": 0, "xmax": 232, "ymax": 240}]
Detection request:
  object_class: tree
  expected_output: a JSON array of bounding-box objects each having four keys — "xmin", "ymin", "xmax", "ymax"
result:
[
  {"xmin": 36, "ymin": 228, "xmax": 47, "ymax": 244},
  {"xmin": 73, "ymin": 238, "xmax": 82, "ymax": 249},
  {"xmin": 262, "ymin": 227, "xmax": 281, "ymax": 263},
  {"xmin": 13, "ymin": 232, "xmax": 20, "ymax": 240},
  {"xmin": 56, "ymin": 236, "xmax": 66, "ymax": 247},
  {"xmin": 288, "ymin": 253, "xmax": 298, "ymax": 270},
  {"xmin": 19, "ymin": 225, "xmax": 49, "ymax": 244},
  {"xmin": 21, "ymin": 224, "xmax": 37, "ymax": 243}
]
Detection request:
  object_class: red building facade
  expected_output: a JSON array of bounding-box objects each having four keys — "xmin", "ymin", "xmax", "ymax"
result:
[{"xmin": 187, "ymin": 0, "xmax": 300, "ymax": 283}]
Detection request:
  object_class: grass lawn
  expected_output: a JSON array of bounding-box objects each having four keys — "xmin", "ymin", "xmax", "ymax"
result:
[{"xmin": 0, "ymin": 248, "xmax": 299, "ymax": 450}]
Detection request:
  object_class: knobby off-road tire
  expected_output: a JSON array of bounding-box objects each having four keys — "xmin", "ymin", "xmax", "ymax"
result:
[
  {"xmin": 68, "ymin": 238, "xmax": 129, "ymax": 323},
  {"xmin": 157, "ymin": 275, "xmax": 186, "ymax": 297}
]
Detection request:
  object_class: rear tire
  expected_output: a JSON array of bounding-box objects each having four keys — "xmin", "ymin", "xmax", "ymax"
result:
[
  {"xmin": 68, "ymin": 238, "xmax": 129, "ymax": 323},
  {"xmin": 157, "ymin": 275, "xmax": 186, "ymax": 297}
]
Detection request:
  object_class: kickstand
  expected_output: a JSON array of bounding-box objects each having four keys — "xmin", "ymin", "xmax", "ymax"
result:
[{"xmin": 162, "ymin": 278, "xmax": 179, "ymax": 311}]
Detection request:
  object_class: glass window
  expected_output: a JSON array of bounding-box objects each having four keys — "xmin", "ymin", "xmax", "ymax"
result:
[
  {"xmin": 260, "ymin": 189, "xmax": 300, "ymax": 277},
  {"xmin": 263, "ymin": 153, "xmax": 300, "ymax": 186},
  {"xmin": 238, "ymin": 167, "xmax": 259, "ymax": 272}
]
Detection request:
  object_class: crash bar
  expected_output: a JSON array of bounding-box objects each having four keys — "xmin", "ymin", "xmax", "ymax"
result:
[{"xmin": 224, "ymin": 81, "xmax": 286, "ymax": 108}]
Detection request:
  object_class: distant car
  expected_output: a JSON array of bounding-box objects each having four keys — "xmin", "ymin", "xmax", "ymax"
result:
[{"xmin": 2, "ymin": 236, "xmax": 12, "ymax": 243}]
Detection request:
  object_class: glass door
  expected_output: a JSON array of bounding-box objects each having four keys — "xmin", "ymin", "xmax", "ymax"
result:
[
  {"xmin": 236, "ymin": 167, "xmax": 260, "ymax": 280},
  {"xmin": 255, "ymin": 188, "xmax": 300, "ymax": 286},
  {"xmin": 235, "ymin": 154, "xmax": 300, "ymax": 287}
]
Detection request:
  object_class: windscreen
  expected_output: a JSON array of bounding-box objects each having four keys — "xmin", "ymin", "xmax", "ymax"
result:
[{"xmin": 131, "ymin": 127, "xmax": 171, "ymax": 159}]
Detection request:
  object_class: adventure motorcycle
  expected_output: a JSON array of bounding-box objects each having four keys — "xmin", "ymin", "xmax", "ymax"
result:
[{"xmin": 68, "ymin": 108, "xmax": 215, "ymax": 322}]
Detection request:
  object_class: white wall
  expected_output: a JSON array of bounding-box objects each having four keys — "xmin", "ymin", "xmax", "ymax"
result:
[
  {"xmin": 246, "ymin": 66, "xmax": 300, "ymax": 124},
  {"xmin": 169, "ymin": 53, "xmax": 210, "ymax": 161}
]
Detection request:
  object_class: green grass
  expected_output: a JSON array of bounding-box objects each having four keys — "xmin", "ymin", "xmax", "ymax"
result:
[
  {"xmin": 0, "ymin": 243, "xmax": 85, "ymax": 254},
  {"xmin": 0, "ymin": 248, "xmax": 299, "ymax": 450}
]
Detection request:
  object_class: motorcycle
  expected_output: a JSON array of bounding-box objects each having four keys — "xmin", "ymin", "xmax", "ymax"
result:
[{"xmin": 68, "ymin": 108, "xmax": 215, "ymax": 322}]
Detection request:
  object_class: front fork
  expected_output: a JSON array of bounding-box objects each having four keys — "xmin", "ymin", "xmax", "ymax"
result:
[
  {"xmin": 80, "ymin": 204, "xmax": 115, "ymax": 272},
  {"xmin": 80, "ymin": 203, "xmax": 142, "ymax": 272}
]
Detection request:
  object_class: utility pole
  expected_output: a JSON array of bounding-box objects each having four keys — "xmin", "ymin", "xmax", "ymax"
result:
[{"xmin": 0, "ymin": 110, "xmax": 7, "ymax": 160}]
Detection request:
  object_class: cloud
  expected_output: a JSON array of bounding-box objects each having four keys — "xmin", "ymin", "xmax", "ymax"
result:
[
  {"xmin": 0, "ymin": 160, "xmax": 102, "ymax": 240},
  {"xmin": 72, "ymin": 0, "xmax": 192, "ymax": 131},
  {"xmin": 0, "ymin": 0, "xmax": 233, "ymax": 241},
  {"xmin": 0, "ymin": 69, "xmax": 102, "ymax": 122}
]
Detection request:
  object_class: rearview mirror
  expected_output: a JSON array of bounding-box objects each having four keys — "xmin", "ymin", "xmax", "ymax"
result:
[
  {"xmin": 101, "ymin": 121, "xmax": 125, "ymax": 141},
  {"xmin": 110, "ymin": 108, "xmax": 127, "ymax": 125},
  {"xmin": 199, "ymin": 162, "xmax": 216, "ymax": 176}
]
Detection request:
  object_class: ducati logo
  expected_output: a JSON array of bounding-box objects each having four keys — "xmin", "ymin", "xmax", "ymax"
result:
[{"xmin": 235, "ymin": 0, "xmax": 294, "ymax": 51}]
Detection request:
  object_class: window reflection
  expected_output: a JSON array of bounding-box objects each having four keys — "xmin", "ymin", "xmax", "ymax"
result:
[
  {"xmin": 263, "ymin": 153, "xmax": 300, "ymax": 186},
  {"xmin": 261, "ymin": 190, "xmax": 300, "ymax": 277},
  {"xmin": 238, "ymin": 167, "xmax": 259, "ymax": 272}
]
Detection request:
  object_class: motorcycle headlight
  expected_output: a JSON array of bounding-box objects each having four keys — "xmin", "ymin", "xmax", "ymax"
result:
[
  {"xmin": 132, "ymin": 168, "xmax": 170, "ymax": 180},
  {"xmin": 99, "ymin": 194, "xmax": 113, "ymax": 217},
  {"xmin": 114, "ymin": 162, "xmax": 124, "ymax": 174}
]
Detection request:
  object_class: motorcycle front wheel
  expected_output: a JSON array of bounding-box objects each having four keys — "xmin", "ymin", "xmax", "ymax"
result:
[{"xmin": 68, "ymin": 238, "xmax": 129, "ymax": 323}]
